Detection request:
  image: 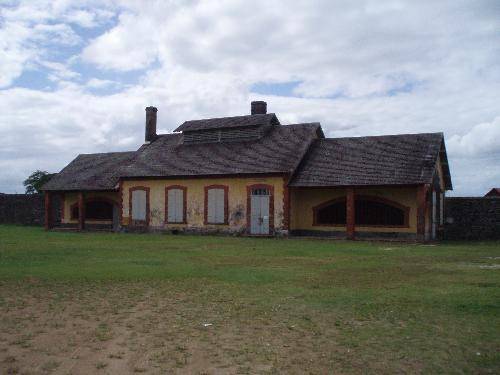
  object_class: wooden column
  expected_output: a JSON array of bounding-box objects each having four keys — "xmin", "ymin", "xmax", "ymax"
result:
[
  {"xmin": 346, "ymin": 188, "xmax": 355, "ymax": 240},
  {"xmin": 44, "ymin": 191, "xmax": 52, "ymax": 230},
  {"xmin": 417, "ymin": 184, "xmax": 428, "ymax": 241},
  {"xmin": 78, "ymin": 191, "xmax": 85, "ymax": 231}
]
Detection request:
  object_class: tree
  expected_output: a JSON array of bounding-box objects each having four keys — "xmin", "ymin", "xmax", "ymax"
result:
[{"xmin": 23, "ymin": 170, "xmax": 55, "ymax": 194}]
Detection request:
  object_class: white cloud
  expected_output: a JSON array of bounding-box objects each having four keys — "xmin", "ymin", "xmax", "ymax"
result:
[
  {"xmin": 448, "ymin": 117, "xmax": 500, "ymax": 157},
  {"xmin": 0, "ymin": 0, "xmax": 499, "ymax": 195},
  {"xmin": 81, "ymin": 12, "xmax": 159, "ymax": 71}
]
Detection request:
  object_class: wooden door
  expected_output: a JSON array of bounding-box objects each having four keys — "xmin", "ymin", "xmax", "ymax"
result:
[{"xmin": 250, "ymin": 188, "xmax": 270, "ymax": 235}]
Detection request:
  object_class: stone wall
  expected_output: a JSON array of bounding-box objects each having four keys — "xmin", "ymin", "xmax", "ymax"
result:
[
  {"xmin": 444, "ymin": 197, "xmax": 500, "ymax": 240},
  {"xmin": 0, "ymin": 194, "xmax": 60, "ymax": 226}
]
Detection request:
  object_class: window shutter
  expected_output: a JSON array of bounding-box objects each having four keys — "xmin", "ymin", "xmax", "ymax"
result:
[
  {"xmin": 215, "ymin": 189, "xmax": 225, "ymax": 223},
  {"xmin": 132, "ymin": 190, "xmax": 146, "ymax": 221},
  {"xmin": 207, "ymin": 188, "xmax": 225, "ymax": 224},
  {"xmin": 176, "ymin": 189, "xmax": 184, "ymax": 222},
  {"xmin": 207, "ymin": 189, "xmax": 216, "ymax": 223},
  {"xmin": 168, "ymin": 189, "xmax": 176, "ymax": 222},
  {"xmin": 168, "ymin": 188, "xmax": 184, "ymax": 223}
]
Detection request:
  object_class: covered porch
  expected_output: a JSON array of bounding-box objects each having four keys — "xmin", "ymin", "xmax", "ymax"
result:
[
  {"xmin": 288, "ymin": 185, "xmax": 435, "ymax": 241},
  {"xmin": 44, "ymin": 190, "xmax": 121, "ymax": 231}
]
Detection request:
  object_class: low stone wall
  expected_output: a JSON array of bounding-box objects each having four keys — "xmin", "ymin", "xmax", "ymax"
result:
[
  {"xmin": 444, "ymin": 197, "xmax": 500, "ymax": 240},
  {"xmin": 0, "ymin": 194, "xmax": 60, "ymax": 226}
]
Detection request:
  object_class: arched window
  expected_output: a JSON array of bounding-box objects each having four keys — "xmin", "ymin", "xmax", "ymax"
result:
[
  {"xmin": 71, "ymin": 199, "xmax": 115, "ymax": 220},
  {"xmin": 313, "ymin": 198, "xmax": 346, "ymax": 225},
  {"xmin": 355, "ymin": 196, "xmax": 407, "ymax": 226},
  {"xmin": 313, "ymin": 196, "xmax": 409, "ymax": 227}
]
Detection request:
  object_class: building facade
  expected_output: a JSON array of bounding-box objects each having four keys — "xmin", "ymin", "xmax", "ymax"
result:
[{"xmin": 43, "ymin": 101, "xmax": 452, "ymax": 241}]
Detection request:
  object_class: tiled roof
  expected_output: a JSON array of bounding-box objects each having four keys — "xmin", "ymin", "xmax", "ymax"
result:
[
  {"xmin": 289, "ymin": 133, "xmax": 452, "ymax": 189},
  {"xmin": 174, "ymin": 113, "xmax": 278, "ymax": 132},
  {"xmin": 122, "ymin": 123, "xmax": 321, "ymax": 178},
  {"xmin": 42, "ymin": 123, "xmax": 321, "ymax": 190},
  {"xmin": 42, "ymin": 152, "xmax": 137, "ymax": 191},
  {"xmin": 42, "ymin": 113, "xmax": 452, "ymax": 192}
]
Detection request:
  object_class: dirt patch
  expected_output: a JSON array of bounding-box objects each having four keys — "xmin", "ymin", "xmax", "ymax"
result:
[{"xmin": 0, "ymin": 281, "xmax": 352, "ymax": 374}]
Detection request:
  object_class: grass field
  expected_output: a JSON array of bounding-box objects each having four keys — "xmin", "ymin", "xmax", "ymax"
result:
[{"xmin": 0, "ymin": 225, "xmax": 499, "ymax": 374}]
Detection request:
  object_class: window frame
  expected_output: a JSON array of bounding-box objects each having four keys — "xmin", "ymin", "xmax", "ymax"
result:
[
  {"xmin": 204, "ymin": 185, "xmax": 229, "ymax": 225},
  {"xmin": 312, "ymin": 195, "xmax": 410, "ymax": 228},
  {"xmin": 128, "ymin": 186, "xmax": 150, "ymax": 226},
  {"xmin": 165, "ymin": 185, "xmax": 187, "ymax": 224},
  {"xmin": 312, "ymin": 197, "xmax": 346, "ymax": 227}
]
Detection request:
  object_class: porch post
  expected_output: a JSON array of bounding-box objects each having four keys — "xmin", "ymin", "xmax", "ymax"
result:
[
  {"xmin": 78, "ymin": 191, "xmax": 85, "ymax": 231},
  {"xmin": 417, "ymin": 184, "xmax": 428, "ymax": 241},
  {"xmin": 44, "ymin": 191, "xmax": 52, "ymax": 230},
  {"xmin": 346, "ymin": 188, "xmax": 355, "ymax": 240}
]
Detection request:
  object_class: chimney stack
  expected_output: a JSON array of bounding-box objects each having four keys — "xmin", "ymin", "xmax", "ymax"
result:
[
  {"xmin": 251, "ymin": 101, "xmax": 267, "ymax": 115},
  {"xmin": 145, "ymin": 106, "xmax": 158, "ymax": 142}
]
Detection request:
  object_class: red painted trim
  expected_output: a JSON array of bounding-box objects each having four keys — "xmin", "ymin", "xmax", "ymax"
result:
[
  {"xmin": 128, "ymin": 186, "xmax": 150, "ymax": 226},
  {"xmin": 121, "ymin": 172, "xmax": 286, "ymax": 182},
  {"xmin": 246, "ymin": 184, "xmax": 274, "ymax": 234},
  {"xmin": 165, "ymin": 185, "xmax": 187, "ymax": 224},
  {"xmin": 204, "ymin": 184, "xmax": 229, "ymax": 225},
  {"xmin": 346, "ymin": 188, "xmax": 355, "ymax": 240}
]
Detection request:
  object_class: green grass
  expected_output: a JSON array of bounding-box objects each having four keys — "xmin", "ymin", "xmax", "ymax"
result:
[{"xmin": 0, "ymin": 225, "xmax": 499, "ymax": 373}]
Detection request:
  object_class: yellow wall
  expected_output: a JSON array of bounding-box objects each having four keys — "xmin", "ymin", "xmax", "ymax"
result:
[
  {"xmin": 290, "ymin": 186, "xmax": 419, "ymax": 233},
  {"xmin": 121, "ymin": 176, "xmax": 285, "ymax": 232},
  {"xmin": 62, "ymin": 191, "xmax": 119, "ymax": 224}
]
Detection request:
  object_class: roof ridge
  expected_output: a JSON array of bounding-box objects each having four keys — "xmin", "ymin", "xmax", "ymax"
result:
[
  {"xmin": 78, "ymin": 151, "xmax": 136, "ymax": 156},
  {"xmin": 183, "ymin": 113, "xmax": 275, "ymax": 123},
  {"xmin": 322, "ymin": 132, "xmax": 443, "ymax": 141}
]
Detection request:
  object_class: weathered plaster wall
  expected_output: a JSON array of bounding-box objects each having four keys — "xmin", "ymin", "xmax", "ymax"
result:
[
  {"xmin": 290, "ymin": 186, "xmax": 419, "ymax": 234},
  {"xmin": 63, "ymin": 191, "xmax": 119, "ymax": 225},
  {"xmin": 121, "ymin": 176, "xmax": 285, "ymax": 233}
]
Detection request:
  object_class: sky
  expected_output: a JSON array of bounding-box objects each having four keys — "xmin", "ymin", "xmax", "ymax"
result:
[{"xmin": 0, "ymin": 0, "xmax": 499, "ymax": 196}]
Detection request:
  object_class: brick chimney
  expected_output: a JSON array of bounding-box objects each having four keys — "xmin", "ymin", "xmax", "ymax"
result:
[
  {"xmin": 251, "ymin": 101, "xmax": 267, "ymax": 115},
  {"xmin": 145, "ymin": 106, "xmax": 158, "ymax": 142}
]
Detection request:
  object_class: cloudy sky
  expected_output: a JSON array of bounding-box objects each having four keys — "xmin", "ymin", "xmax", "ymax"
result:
[{"xmin": 0, "ymin": 0, "xmax": 499, "ymax": 195}]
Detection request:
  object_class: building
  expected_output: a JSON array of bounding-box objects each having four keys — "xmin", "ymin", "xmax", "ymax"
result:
[
  {"xmin": 484, "ymin": 188, "xmax": 500, "ymax": 197},
  {"xmin": 42, "ymin": 101, "xmax": 452, "ymax": 241}
]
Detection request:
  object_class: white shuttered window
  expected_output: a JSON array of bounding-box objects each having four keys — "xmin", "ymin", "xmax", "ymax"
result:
[
  {"xmin": 131, "ymin": 190, "xmax": 147, "ymax": 221},
  {"xmin": 207, "ymin": 188, "xmax": 225, "ymax": 224},
  {"xmin": 167, "ymin": 188, "xmax": 184, "ymax": 223}
]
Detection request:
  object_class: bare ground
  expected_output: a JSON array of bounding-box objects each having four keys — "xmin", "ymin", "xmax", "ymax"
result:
[{"xmin": 0, "ymin": 281, "xmax": 364, "ymax": 375}]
